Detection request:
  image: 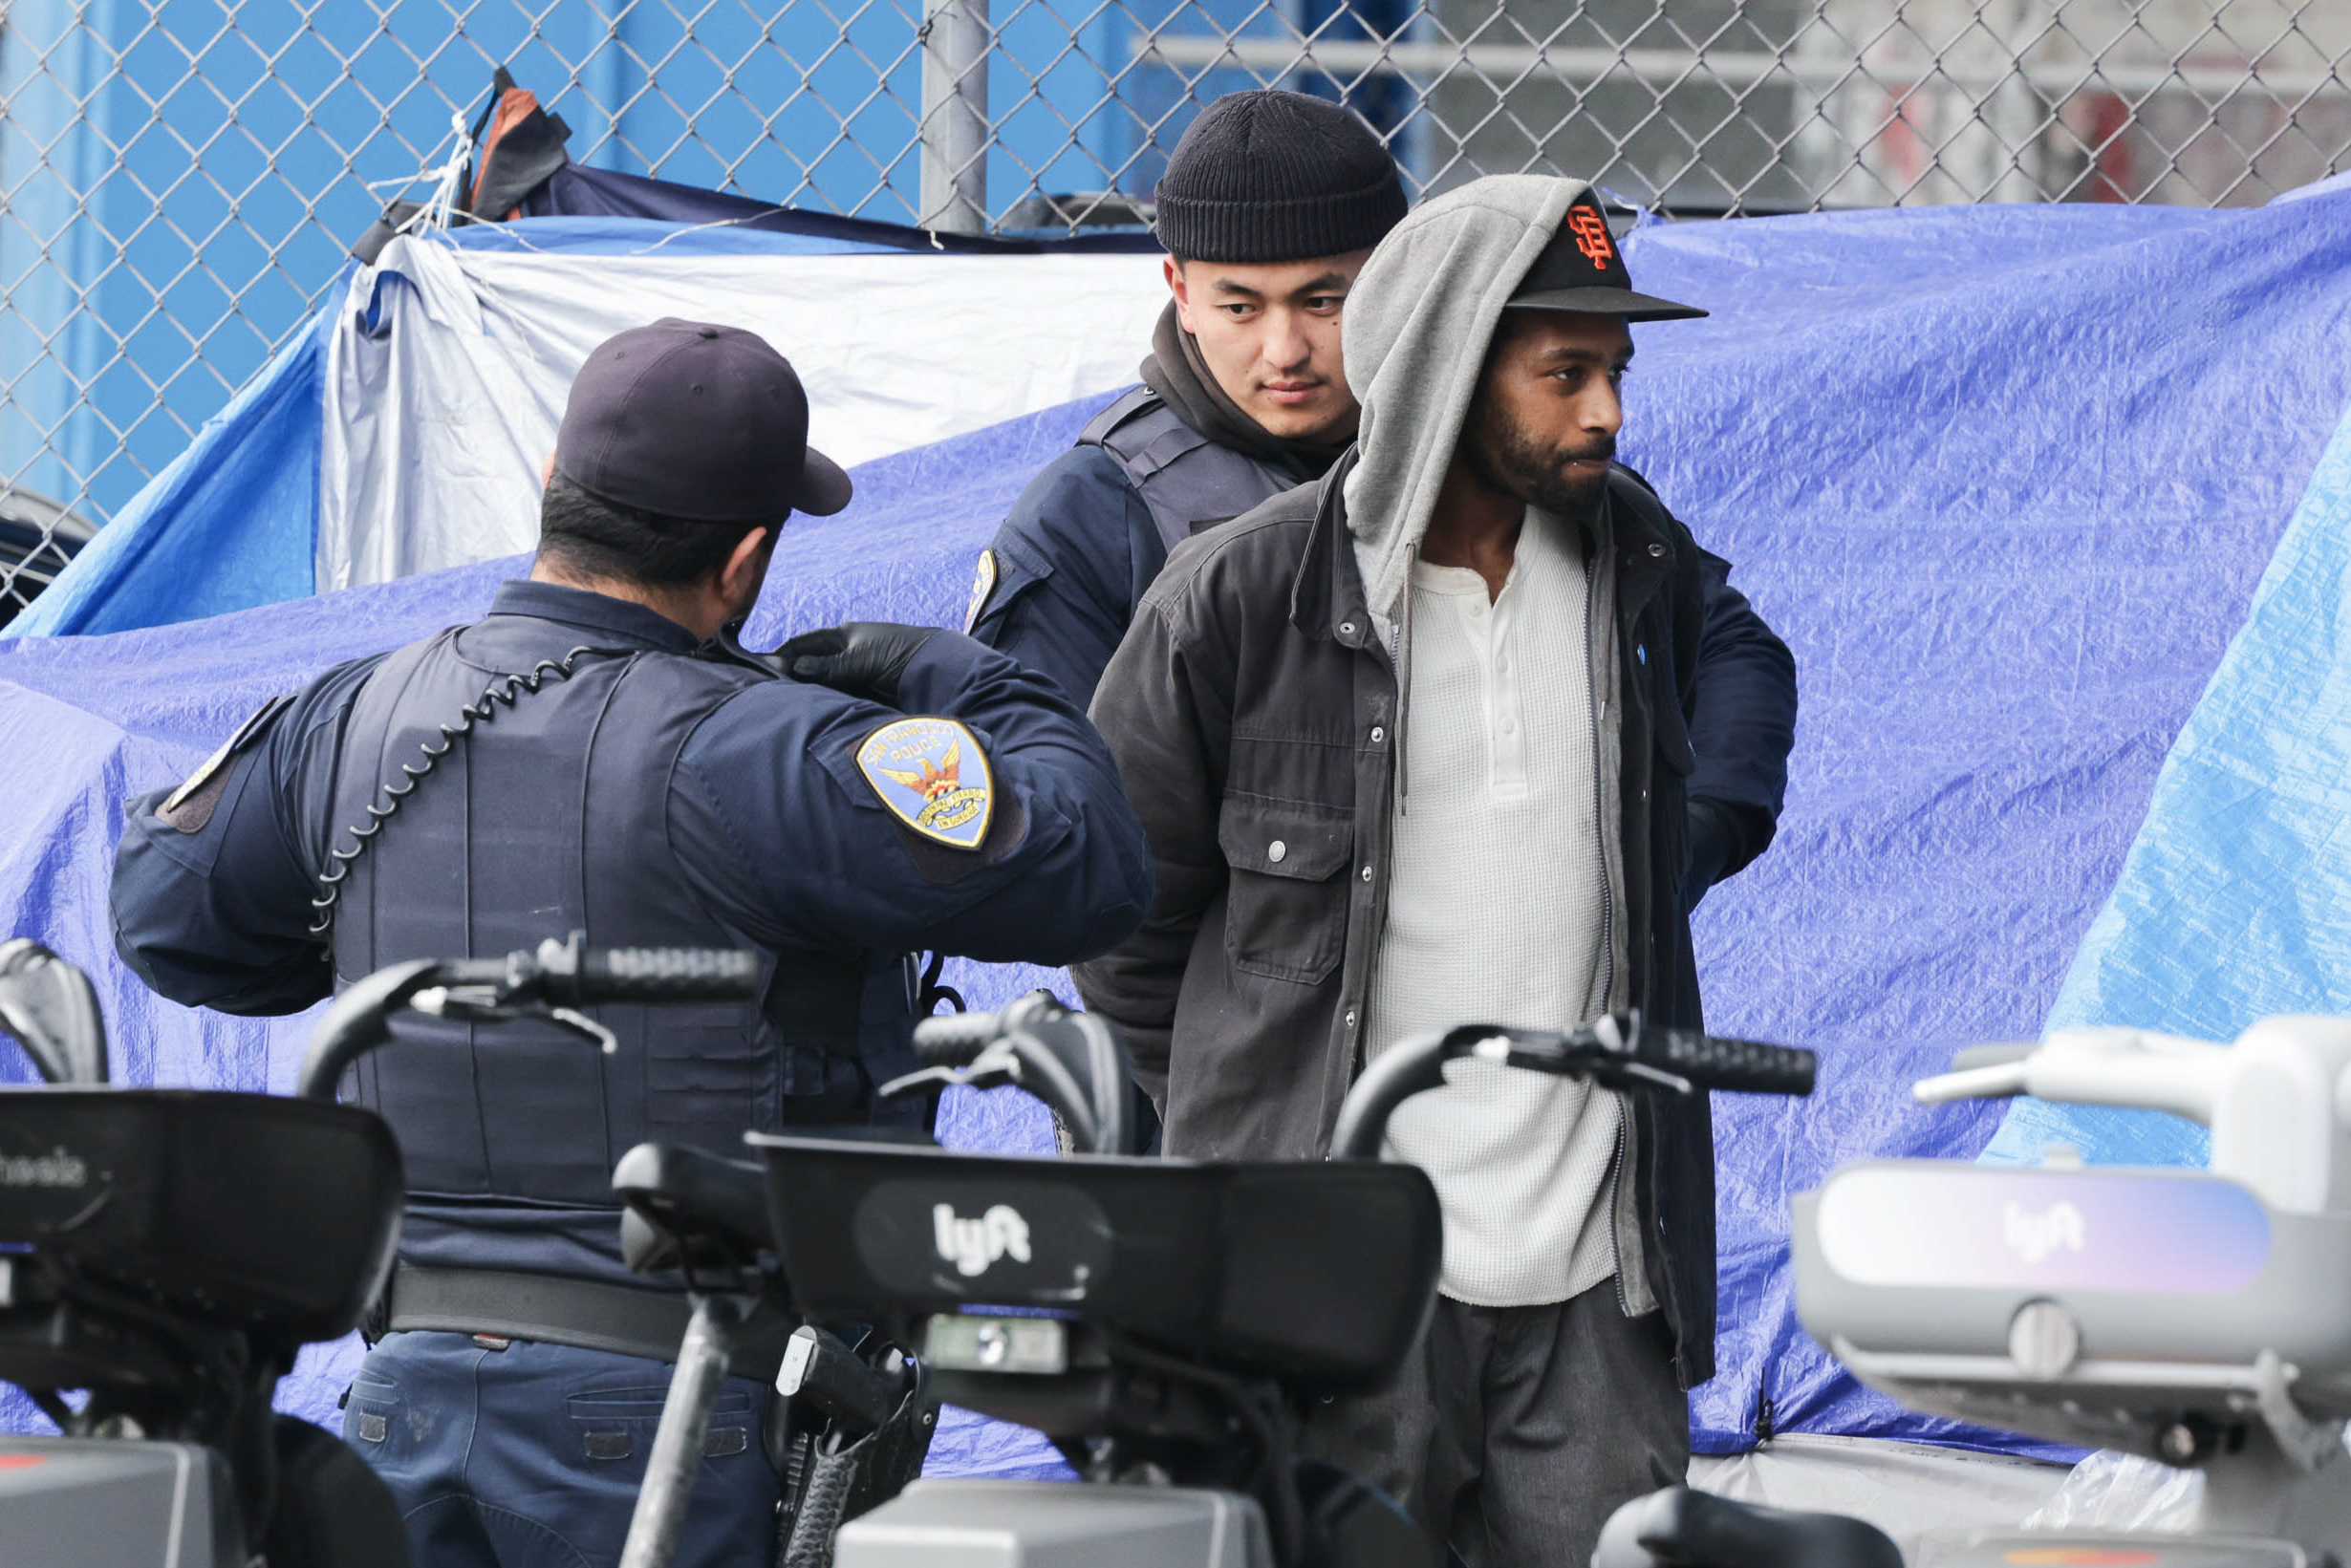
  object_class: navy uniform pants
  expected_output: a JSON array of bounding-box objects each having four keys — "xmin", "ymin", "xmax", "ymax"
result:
[{"xmin": 343, "ymin": 1331, "xmax": 780, "ymax": 1568}]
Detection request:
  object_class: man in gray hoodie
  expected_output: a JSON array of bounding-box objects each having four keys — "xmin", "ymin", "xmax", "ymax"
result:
[{"xmin": 1076, "ymin": 175, "xmax": 1738, "ymax": 1565}]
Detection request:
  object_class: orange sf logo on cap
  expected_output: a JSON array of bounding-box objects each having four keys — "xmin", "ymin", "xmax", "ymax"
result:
[
  {"xmin": 1566, "ymin": 206, "xmax": 1614, "ymax": 270},
  {"xmin": 2001, "ymin": 1551, "xmax": 2161, "ymax": 1566}
]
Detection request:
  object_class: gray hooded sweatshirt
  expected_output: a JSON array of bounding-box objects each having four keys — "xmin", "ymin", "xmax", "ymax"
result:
[
  {"xmin": 1343, "ymin": 174, "xmax": 1586, "ymax": 626},
  {"xmin": 1332, "ymin": 175, "xmax": 1648, "ymax": 1310}
]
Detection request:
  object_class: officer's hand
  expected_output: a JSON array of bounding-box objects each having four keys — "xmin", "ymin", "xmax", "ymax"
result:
[{"xmin": 781, "ymin": 622, "xmax": 943, "ymax": 707}]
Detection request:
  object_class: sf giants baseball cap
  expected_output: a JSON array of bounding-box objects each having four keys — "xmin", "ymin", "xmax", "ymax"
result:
[
  {"xmin": 1507, "ymin": 193, "xmax": 1707, "ymax": 323},
  {"xmin": 554, "ymin": 318, "xmax": 853, "ymax": 524}
]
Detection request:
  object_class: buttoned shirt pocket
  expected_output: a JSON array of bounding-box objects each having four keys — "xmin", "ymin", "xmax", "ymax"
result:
[{"xmin": 1216, "ymin": 793, "xmax": 1352, "ymax": 984}]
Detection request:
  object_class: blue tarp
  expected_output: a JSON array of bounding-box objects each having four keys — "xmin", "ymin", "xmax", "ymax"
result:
[
  {"xmin": 1987, "ymin": 392, "xmax": 2351, "ymax": 1168},
  {"xmin": 9, "ymin": 304, "xmax": 334, "ymax": 638},
  {"xmin": 1614, "ymin": 190, "xmax": 2351, "ymax": 1451},
  {"xmin": 7, "ymin": 190, "xmax": 2351, "ymax": 1471}
]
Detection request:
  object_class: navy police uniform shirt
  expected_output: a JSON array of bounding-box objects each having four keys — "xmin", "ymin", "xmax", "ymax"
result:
[
  {"xmin": 965, "ymin": 443, "xmax": 1162, "ymax": 711},
  {"xmin": 115, "ymin": 579, "xmax": 1153, "ymax": 1014}
]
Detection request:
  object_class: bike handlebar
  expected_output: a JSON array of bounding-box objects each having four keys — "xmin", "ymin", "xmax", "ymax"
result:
[
  {"xmin": 429, "ymin": 943, "xmax": 764, "ymax": 1006},
  {"xmin": 1327, "ymin": 1015, "xmax": 1815, "ymax": 1162},
  {"xmin": 297, "ymin": 934, "xmax": 762, "ymax": 1101},
  {"xmin": 908, "ymin": 1009, "xmax": 1003, "ymax": 1067},
  {"xmin": 1633, "ymin": 1029, "xmax": 1816, "ymax": 1096},
  {"xmin": 0, "ymin": 938, "xmax": 109, "ymax": 1086},
  {"xmin": 912, "ymin": 1004, "xmax": 1815, "ymax": 1166}
]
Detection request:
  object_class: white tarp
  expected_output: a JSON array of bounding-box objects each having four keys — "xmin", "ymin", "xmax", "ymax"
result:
[
  {"xmin": 321, "ymin": 234, "xmax": 1167, "ymax": 592},
  {"xmin": 1693, "ymin": 1434, "xmax": 2072, "ymax": 1560}
]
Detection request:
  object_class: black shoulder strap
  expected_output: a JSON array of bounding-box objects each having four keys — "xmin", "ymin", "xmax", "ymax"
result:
[
  {"xmin": 1606, "ymin": 462, "xmax": 1679, "ymax": 548},
  {"xmin": 1082, "ymin": 392, "xmax": 1296, "ymax": 559},
  {"xmin": 1077, "ymin": 385, "xmax": 1161, "ymax": 451},
  {"xmin": 697, "ymin": 621, "xmax": 791, "ymax": 680},
  {"xmin": 312, "ymin": 639, "xmax": 622, "ymax": 938}
]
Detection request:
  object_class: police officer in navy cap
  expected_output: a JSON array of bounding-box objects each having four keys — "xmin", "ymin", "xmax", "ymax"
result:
[
  {"xmin": 109, "ymin": 317, "xmax": 1155, "ymax": 1568},
  {"xmin": 969, "ymin": 88, "xmax": 1796, "ymax": 918}
]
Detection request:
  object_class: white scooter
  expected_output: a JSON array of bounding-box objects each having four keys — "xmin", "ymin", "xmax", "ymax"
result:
[{"xmin": 1603, "ymin": 1015, "xmax": 2351, "ymax": 1567}]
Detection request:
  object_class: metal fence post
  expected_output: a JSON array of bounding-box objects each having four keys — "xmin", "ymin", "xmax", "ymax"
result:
[{"xmin": 919, "ymin": 0, "xmax": 991, "ymax": 232}]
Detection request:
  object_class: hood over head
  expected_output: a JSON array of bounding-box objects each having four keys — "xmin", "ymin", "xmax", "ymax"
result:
[{"xmin": 1340, "ymin": 174, "xmax": 1587, "ymax": 625}]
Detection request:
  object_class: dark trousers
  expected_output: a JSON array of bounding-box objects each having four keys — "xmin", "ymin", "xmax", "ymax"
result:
[
  {"xmin": 342, "ymin": 1330, "xmax": 779, "ymax": 1568},
  {"xmin": 1299, "ymin": 1281, "xmax": 1689, "ymax": 1568}
]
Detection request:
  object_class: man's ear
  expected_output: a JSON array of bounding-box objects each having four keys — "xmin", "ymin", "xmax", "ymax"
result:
[
  {"xmin": 1164, "ymin": 254, "xmax": 1197, "ymax": 335},
  {"xmin": 718, "ymin": 525, "xmax": 775, "ymax": 606}
]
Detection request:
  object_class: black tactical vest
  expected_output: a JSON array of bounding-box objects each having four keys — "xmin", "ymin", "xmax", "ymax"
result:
[
  {"xmin": 1080, "ymin": 389, "xmax": 1301, "ymax": 596},
  {"xmin": 320, "ymin": 625, "xmax": 870, "ymax": 1269}
]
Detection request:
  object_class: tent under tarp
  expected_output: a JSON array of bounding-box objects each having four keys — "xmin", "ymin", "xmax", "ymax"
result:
[{"xmin": 10, "ymin": 212, "xmax": 1168, "ymax": 639}]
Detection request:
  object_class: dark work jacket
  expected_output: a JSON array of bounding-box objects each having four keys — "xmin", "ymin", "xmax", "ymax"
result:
[
  {"xmin": 111, "ymin": 581, "xmax": 1154, "ymax": 1286},
  {"xmin": 972, "ymin": 391, "xmax": 1795, "ymax": 889},
  {"xmin": 968, "ymin": 389, "xmax": 1303, "ymax": 707},
  {"xmin": 1072, "ymin": 458, "xmax": 1722, "ymax": 1387}
]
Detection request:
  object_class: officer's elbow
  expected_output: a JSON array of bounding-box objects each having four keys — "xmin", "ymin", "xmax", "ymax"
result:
[
  {"xmin": 1043, "ymin": 854, "xmax": 1155, "ymax": 967},
  {"xmin": 1024, "ymin": 813, "xmax": 1156, "ymax": 967}
]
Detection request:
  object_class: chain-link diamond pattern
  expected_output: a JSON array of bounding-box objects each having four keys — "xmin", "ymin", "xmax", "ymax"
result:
[{"xmin": 1, "ymin": 0, "xmax": 2344, "ymax": 620}]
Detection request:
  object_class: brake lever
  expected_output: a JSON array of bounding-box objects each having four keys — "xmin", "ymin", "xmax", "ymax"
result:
[
  {"xmin": 410, "ymin": 988, "xmax": 619, "ymax": 1055},
  {"xmin": 876, "ymin": 1057, "xmax": 1021, "ymax": 1104},
  {"xmin": 1607, "ymin": 1059, "xmax": 1694, "ymax": 1096},
  {"xmin": 550, "ymin": 1007, "xmax": 619, "ymax": 1056},
  {"xmin": 1466, "ymin": 1027, "xmax": 1695, "ymax": 1097}
]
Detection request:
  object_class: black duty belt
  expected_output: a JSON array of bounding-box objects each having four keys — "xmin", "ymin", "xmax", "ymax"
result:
[{"xmin": 383, "ymin": 1263, "xmax": 793, "ymax": 1382}]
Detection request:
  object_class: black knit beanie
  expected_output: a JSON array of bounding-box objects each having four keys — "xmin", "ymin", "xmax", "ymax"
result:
[{"xmin": 1153, "ymin": 90, "xmax": 1407, "ymax": 264}]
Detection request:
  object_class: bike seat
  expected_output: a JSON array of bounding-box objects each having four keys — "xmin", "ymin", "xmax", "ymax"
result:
[
  {"xmin": 613, "ymin": 1142, "xmax": 775, "ymax": 1273},
  {"xmin": 0, "ymin": 1089, "xmax": 401, "ymax": 1349},
  {"xmin": 749, "ymin": 1135, "xmax": 1441, "ymax": 1393},
  {"xmin": 1593, "ymin": 1487, "xmax": 1902, "ymax": 1568}
]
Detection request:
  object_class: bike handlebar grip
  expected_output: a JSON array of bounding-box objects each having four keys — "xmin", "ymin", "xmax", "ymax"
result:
[
  {"xmin": 575, "ymin": 947, "xmax": 762, "ymax": 1003},
  {"xmin": 1648, "ymin": 1031, "xmax": 1817, "ymax": 1095},
  {"xmin": 911, "ymin": 1011, "xmax": 1003, "ymax": 1067}
]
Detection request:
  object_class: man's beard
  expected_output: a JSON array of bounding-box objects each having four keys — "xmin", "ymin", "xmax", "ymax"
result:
[{"xmin": 1462, "ymin": 395, "xmax": 1614, "ymax": 520}]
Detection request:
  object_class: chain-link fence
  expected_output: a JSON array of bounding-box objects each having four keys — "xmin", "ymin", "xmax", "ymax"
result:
[{"xmin": 3, "ymin": 0, "xmax": 2347, "ymax": 620}]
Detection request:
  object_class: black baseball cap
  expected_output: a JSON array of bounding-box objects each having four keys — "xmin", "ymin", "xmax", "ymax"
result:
[
  {"xmin": 1507, "ymin": 194, "xmax": 1707, "ymax": 323},
  {"xmin": 554, "ymin": 318, "xmax": 852, "ymax": 524}
]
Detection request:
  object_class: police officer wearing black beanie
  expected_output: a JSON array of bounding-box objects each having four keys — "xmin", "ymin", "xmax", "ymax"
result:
[
  {"xmin": 963, "ymin": 89, "xmax": 1405, "ymax": 707},
  {"xmin": 963, "ymin": 97, "xmax": 1794, "ymax": 947}
]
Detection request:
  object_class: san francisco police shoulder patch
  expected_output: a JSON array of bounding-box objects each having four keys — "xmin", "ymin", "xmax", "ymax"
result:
[
  {"xmin": 962, "ymin": 548, "xmax": 997, "ymax": 633},
  {"xmin": 160, "ymin": 692, "xmax": 294, "ymax": 829},
  {"xmin": 857, "ymin": 717, "xmax": 994, "ymax": 849}
]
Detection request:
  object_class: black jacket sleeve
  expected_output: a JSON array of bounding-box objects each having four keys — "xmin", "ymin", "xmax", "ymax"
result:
[
  {"xmin": 109, "ymin": 658, "xmax": 383, "ymax": 1015},
  {"xmin": 1685, "ymin": 547, "xmax": 1798, "ymax": 895}
]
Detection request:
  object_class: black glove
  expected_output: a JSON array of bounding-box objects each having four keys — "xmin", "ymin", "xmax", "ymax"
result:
[
  {"xmin": 1682, "ymin": 797, "xmax": 1736, "ymax": 913},
  {"xmin": 1683, "ymin": 796, "xmax": 1774, "ymax": 912},
  {"xmin": 780, "ymin": 621, "xmax": 944, "ymax": 707}
]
